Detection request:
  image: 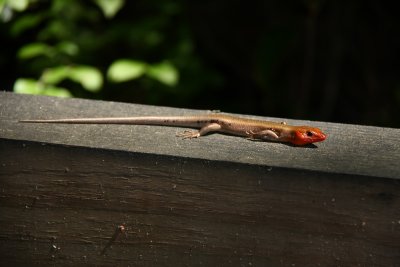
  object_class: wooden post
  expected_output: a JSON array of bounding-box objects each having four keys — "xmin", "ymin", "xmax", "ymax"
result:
[{"xmin": 1, "ymin": 92, "xmax": 399, "ymax": 266}]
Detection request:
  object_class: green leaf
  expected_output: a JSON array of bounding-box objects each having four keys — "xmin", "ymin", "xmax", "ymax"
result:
[
  {"xmin": 42, "ymin": 85, "xmax": 72, "ymax": 97},
  {"xmin": 7, "ymin": 0, "xmax": 29, "ymax": 11},
  {"xmin": 107, "ymin": 59, "xmax": 147, "ymax": 82},
  {"xmin": 0, "ymin": 2, "xmax": 12, "ymax": 22},
  {"xmin": 17, "ymin": 42, "xmax": 53, "ymax": 59},
  {"xmin": 14, "ymin": 78, "xmax": 42, "ymax": 94},
  {"xmin": 41, "ymin": 65, "xmax": 103, "ymax": 92},
  {"xmin": 69, "ymin": 66, "xmax": 103, "ymax": 92},
  {"xmin": 10, "ymin": 13, "xmax": 44, "ymax": 36},
  {"xmin": 146, "ymin": 61, "xmax": 179, "ymax": 86},
  {"xmin": 13, "ymin": 78, "xmax": 72, "ymax": 98},
  {"xmin": 56, "ymin": 41, "xmax": 79, "ymax": 56},
  {"xmin": 94, "ymin": 0, "xmax": 125, "ymax": 18},
  {"xmin": 41, "ymin": 66, "xmax": 70, "ymax": 85}
]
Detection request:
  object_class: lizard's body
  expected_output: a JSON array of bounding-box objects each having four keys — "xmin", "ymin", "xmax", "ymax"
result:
[{"xmin": 20, "ymin": 113, "xmax": 326, "ymax": 145}]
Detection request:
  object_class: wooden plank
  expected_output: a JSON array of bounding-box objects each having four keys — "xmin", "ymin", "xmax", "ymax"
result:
[
  {"xmin": 1, "ymin": 92, "xmax": 399, "ymax": 179},
  {"xmin": 1, "ymin": 139, "xmax": 399, "ymax": 266},
  {"xmin": 1, "ymin": 92, "xmax": 400, "ymax": 265}
]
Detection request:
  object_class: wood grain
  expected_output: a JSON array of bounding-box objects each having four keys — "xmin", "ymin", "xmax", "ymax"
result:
[{"xmin": 1, "ymin": 92, "xmax": 399, "ymax": 266}]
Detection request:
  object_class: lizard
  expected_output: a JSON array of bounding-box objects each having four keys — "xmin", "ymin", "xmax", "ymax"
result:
[{"xmin": 19, "ymin": 113, "xmax": 326, "ymax": 146}]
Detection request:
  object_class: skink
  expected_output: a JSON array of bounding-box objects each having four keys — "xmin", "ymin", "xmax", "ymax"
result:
[{"xmin": 20, "ymin": 113, "xmax": 326, "ymax": 146}]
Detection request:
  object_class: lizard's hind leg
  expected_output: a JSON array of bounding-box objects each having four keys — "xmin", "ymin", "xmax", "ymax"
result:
[{"xmin": 176, "ymin": 123, "xmax": 221, "ymax": 139}]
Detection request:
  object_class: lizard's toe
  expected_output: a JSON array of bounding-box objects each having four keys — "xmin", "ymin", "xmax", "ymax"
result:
[{"xmin": 176, "ymin": 130, "xmax": 200, "ymax": 139}]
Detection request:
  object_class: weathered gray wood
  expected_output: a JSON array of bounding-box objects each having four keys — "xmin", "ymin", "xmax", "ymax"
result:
[
  {"xmin": 1, "ymin": 92, "xmax": 399, "ymax": 179},
  {"xmin": 1, "ymin": 139, "xmax": 400, "ymax": 266},
  {"xmin": 1, "ymin": 92, "xmax": 400, "ymax": 266}
]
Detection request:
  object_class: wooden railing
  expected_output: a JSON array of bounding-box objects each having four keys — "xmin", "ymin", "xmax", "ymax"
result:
[{"xmin": 1, "ymin": 92, "xmax": 399, "ymax": 266}]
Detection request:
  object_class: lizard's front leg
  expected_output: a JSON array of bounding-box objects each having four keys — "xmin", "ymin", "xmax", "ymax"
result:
[{"xmin": 246, "ymin": 129, "xmax": 279, "ymax": 141}]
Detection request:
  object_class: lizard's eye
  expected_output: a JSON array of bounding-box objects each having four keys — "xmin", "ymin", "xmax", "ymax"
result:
[{"xmin": 306, "ymin": 131, "xmax": 313, "ymax": 137}]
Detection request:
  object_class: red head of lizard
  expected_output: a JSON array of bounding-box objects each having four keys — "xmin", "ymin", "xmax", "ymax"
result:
[{"xmin": 291, "ymin": 126, "xmax": 326, "ymax": 146}]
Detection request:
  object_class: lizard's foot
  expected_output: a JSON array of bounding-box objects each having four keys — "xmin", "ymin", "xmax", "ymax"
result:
[
  {"xmin": 245, "ymin": 130, "xmax": 258, "ymax": 141},
  {"xmin": 176, "ymin": 130, "xmax": 201, "ymax": 139}
]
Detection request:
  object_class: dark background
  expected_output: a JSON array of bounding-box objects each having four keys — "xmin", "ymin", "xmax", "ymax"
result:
[{"xmin": 1, "ymin": 0, "xmax": 399, "ymax": 127}]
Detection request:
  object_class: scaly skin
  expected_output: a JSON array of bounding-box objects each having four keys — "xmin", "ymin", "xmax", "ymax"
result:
[{"xmin": 20, "ymin": 113, "xmax": 326, "ymax": 146}]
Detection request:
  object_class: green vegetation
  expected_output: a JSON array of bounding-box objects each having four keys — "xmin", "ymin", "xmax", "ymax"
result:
[
  {"xmin": 1, "ymin": 0, "xmax": 399, "ymax": 127},
  {"xmin": 1, "ymin": 0, "xmax": 216, "ymax": 105}
]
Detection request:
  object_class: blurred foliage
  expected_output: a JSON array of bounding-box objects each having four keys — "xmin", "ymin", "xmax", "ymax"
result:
[
  {"xmin": 1, "ymin": 0, "xmax": 218, "ymax": 103},
  {"xmin": 1, "ymin": 0, "xmax": 399, "ymax": 127}
]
